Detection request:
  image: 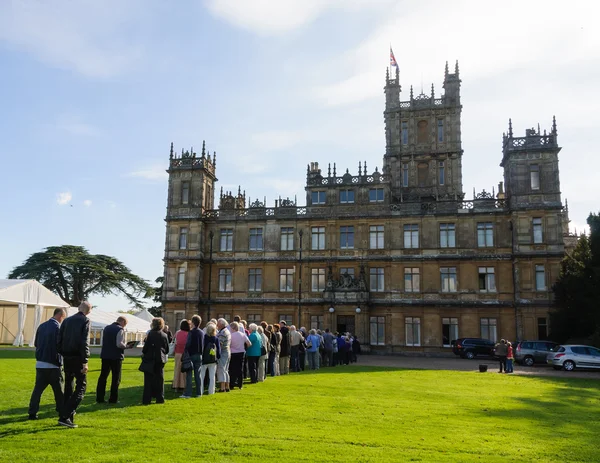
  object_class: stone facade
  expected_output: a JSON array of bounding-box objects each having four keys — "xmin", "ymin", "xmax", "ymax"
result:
[{"xmin": 161, "ymin": 62, "xmax": 573, "ymax": 353}]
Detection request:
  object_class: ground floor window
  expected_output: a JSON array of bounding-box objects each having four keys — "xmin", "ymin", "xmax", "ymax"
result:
[
  {"xmin": 245, "ymin": 314, "xmax": 262, "ymax": 325},
  {"xmin": 442, "ymin": 317, "xmax": 458, "ymax": 347},
  {"xmin": 537, "ymin": 317, "xmax": 548, "ymax": 340},
  {"xmin": 311, "ymin": 315, "xmax": 324, "ymax": 330},
  {"xmin": 370, "ymin": 316, "xmax": 385, "ymax": 346},
  {"xmin": 480, "ymin": 318, "xmax": 497, "ymax": 342},
  {"xmin": 278, "ymin": 314, "xmax": 293, "ymax": 326},
  {"xmin": 216, "ymin": 313, "xmax": 232, "ymax": 323},
  {"xmin": 174, "ymin": 311, "xmax": 185, "ymax": 330},
  {"xmin": 405, "ymin": 317, "xmax": 421, "ymax": 346}
]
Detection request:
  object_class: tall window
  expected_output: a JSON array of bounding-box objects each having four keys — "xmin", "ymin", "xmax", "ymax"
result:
[
  {"xmin": 402, "ymin": 162, "xmax": 409, "ymax": 187},
  {"xmin": 181, "ymin": 181, "xmax": 190, "ymax": 205},
  {"xmin": 311, "ymin": 268, "xmax": 326, "ymax": 292},
  {"xmin": 538, "ymin": 317, "xmax": 548, "ymax": 340},
  {"xmin": 437, "ymin": 119, "xmax": 444, "ymax": 142},
  {"xmin": 480, "ymin": 318, "xmax": 497, "ymax": 342},
  {"xmin": 311, "ymin": 227, "xmax": 326, "ymax": 250},
  {"xmin": 533, "ymin": 218, "xmax": 543, "ymax": 244},
  {"xmin": 311, "ymin": 191, "xmax": 326, "ymax": 205},
  {"xmin": 370, "ymin": 316, "xmax": 385, "ymax": 345},
  {"xmin": 220, "ymin": 228, "xmax": 233, "ymax": 251},
  {"xmin": 401, "ymin": 121, "xmax": 408, "ymax": 145},
  {"xmin": 442, "ymin": 317, "xmax": 458, "ymax": 347},
  {"xmin": 311, "ymin": 315, "xmax": 324, "ymax": 330},
  {"xmin": 218, "ymin": 269, "xmax": 233, "ymax": 292},
  {"xmin": 439, "ymin": 223, "xmax": 455, "ymax": 248},
  {"xmin": 530, "ymin": 164, "xmax": 540, "ymax": 190},
  {"xmin": 478, "ymin": 267, "xmax": 496, "ymax": 292},
  {"xmin": 339, "ymin": 226, "xmax": 354, "ymax": 249},
  {"xmin": 369, "ymin": 188, "xmax": 384, "ymax": 202},
  {"xmin": 405, "ymin": 317, "xmax": 421, "ymax": 346},
  {"xmin": 246, "ymin": 314, "xmax": 262, "ymax": 323},
  {"xmin": 441, "ymin": 267, "xmax": 457, "ymax": 292},
  {"xmin": 404, "ymin": 224, "xmax": 419, "ymax": 248},
  {"xmin": 477, "ymin": 222, "xmax": 494, "ymax": 247},
  {"xmin": 249, "ymin": 228, "xmax": 263, "ymax": 251},
  {"xmin": 339, "ymin": 268, "xmax": 354, "ymax": 277},
  {"xmin": 177, "ymin": 266, "xmax": 186, "ymax": 290},
  {"xmin": 278, "ymin": 314, "xmax": 294, "ymax": 326},
  {"xmin": 369, "ymin": 225, "xmax": 384, "ymax": 249},
  {"xmin": 340, "ymin": 190, "xmax": 355, "ymax": 204},
  {"xmin": 179, "ymin": 227, "xmax": 188, "ymax": 249},
  {"xmin": 248, "ymin": 269, "xmax": 262, "ymax": 292},
  {"xmin": 438, "ymin": 161, "xmax": 445, "ymax": 185},
  {"xmin": 404, "ymin": 268, "xmax": 420, "ymax": 292},
  {"xmin": 279, "ymin": 268, "xmax": 294, "ymax": 292},
  {"xmin": 280, "ymin": 227, "xmax": 294, "ymax": 250},
  {"xmin": 369, "ymin": 268, "xmax": 384, "ymax": 292},
  {"xmin": 535, "ymin": 265, "xmax": 546, "ymax": 290}
]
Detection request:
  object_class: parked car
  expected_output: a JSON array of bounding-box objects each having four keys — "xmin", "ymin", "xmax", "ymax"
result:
[
  {"xmin": 515, "ymin": 340, "xmax": 558, "ymax": 366},
  {"xmin": 451, "ymin": 338, "xmax": 495, "ymax": 359},
  {"xmin": 547, "ymin": 345, "xmax": 600, "ymax": 371}
]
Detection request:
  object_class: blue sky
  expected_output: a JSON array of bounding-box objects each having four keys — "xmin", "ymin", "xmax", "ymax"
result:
[{"xmin": 1, "ymin": 0, "xmax": 598, "ymax": 311}]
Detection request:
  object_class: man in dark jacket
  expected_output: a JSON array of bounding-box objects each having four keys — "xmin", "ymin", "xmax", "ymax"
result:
[
  {"xmin": 182, "ymin": 315, "xmax": 204, "ymax": 398},
  {"xmin": 57, "ymin": 301, "xmax": 91, "ymax": 428},
  {"xmin": 96, "ymin": 316, "xmax": 129, "ymax": 404},
  {"xmin": 27, "ymin": 308, "xmax": 67, "ymax": 420},
  {"xmin": 279, "ymin": 321, "xmax": 291, "ymax": 375}
]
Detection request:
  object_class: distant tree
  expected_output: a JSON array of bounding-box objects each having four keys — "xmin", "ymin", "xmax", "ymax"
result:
[
  {"xmin": 9, "ymin": 245, "xmax": 152, "ymax": 309},
  {"xmin": 550, "ymin": 213, "xmax": 600, "ymax": 345},
  {"xmin": 147, "ymin": 276, "xmax": 163, "ymax": 317}
]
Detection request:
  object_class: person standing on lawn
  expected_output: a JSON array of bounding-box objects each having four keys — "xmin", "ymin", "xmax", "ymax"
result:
[
  {"xmin": 57, "ymin": 301, "xmax": 92, "ymax": 428},
  {"xmin": 495, "ymin": 339, "xmax": 508, "ymax": 373},
  {"xmin": 505, "ymin": 341, "xmax": 514, "ymax": 373},
  {"xmin": 28, "ymin": 308, "xmax": 66, "ymax": 420},
  {"xmin": 96, "ymin": 316, "xmax": 129, "ymax": 404},
  {"xmin": 279, "ymin": 321, "xmax": 291, "ymax": 375},
  {"xmin": 182, "ymin": 315, "xmax": 204, "ymax": 398},
  {"xmin": 141, "ymin": 317, "xmax": 169, "ymax": 405}
]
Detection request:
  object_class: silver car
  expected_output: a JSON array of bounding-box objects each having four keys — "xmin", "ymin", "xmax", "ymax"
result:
[{"xmin": 547, "ymin": 345, "xmax": 600, "ymax": 371}]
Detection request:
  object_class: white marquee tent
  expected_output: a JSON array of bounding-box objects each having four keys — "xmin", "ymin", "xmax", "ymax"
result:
[
  {"xmin": 0, "ymin": 279, "xmax": 70, "ymax": 346},
  {"xmin": 132, "ymin": 308, "xmax": 154, "ymax": 323},
  {"xmin": 66, "ymin": 307, "xmax": 151, "ymax": 346}
]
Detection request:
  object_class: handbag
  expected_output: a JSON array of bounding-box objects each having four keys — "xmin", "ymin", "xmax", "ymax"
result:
[
  {"xmin": 180, "ymin": 352, "xmax": 193, "ymax": 373},
  {"xmin": 138, "ymin": 358, "xmax": 155, "ymax": 374},
  {"xmin": 168, "ymin": 341, "xmax": 175, "ymax": 356},
  {"xmin": 260, "ymin": 345, "xmax": 267, "ymax": 356}
]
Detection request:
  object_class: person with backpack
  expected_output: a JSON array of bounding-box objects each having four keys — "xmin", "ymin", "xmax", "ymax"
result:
[{"xmin": 199, "ymin": 323, "xmax": 220, "ymax": 395}]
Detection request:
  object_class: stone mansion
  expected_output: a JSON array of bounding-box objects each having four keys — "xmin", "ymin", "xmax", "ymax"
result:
[{"xmin": 161, "ymin": 62, "xmax": 572, "ymax": 353}]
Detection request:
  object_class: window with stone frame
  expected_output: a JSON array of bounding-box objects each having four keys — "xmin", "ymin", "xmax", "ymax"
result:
[
  {"xmin": 442, "ymin": 317, "xmax": 458, "ymax": 347},
  {"xmin": 370, "ymin": 316, "xmax": 385, "ymax": 345},
  {"xmin": 216, "ymin": 313, "xmax": 232, "ymax": 323},
  {"xmin": 401, "ymin": 121, "xmax": 408, "ymax": 145},
  {"xmin": 369, "ymin": 188, "xmax": 384, "ymax": 202},
  {"xmin": 404, "ymin": 224, "xmax": 419, "ymax": 248},
  {"xmin": 280, "ymin": 227, "xmax": 294, "ymax": 251},
  {"xmin": 369, "ymin": 268, "xmax": 384, "ymax": 292},
  {"xmin": 220, "ymin": 228, "xmax": 233, "ymax": 251},
  {"xmin": 248, "ymin": 268, "xmax": 262, "ymax": 292},
  {"xmin": 247, "ymin": 314, "xmax": 262, "ymax": 324},
  {"xmin": 181, "ymin": 181, "xmax": 190, "ymax": 205},
  {"xmin": 535, "ymin": 264, "xmax": 546, "ymax": 291},
  {"xmin": 177, "ymin": 266, "xmax": 186, "ymax": 290},
  {"xmin": 339, "ymin": 226, "xmax": 354, "ymax": 249},
  {"xmin": 369, "ymin": 225, "xmax": 384, "ymax": 249},
  {"xmin": 405, "ymin": 317, "xmax": 421, "ymax": 346},
  {"xmin": 533, "ymin": 218, "xmax": 543, "ymax": 244},
  {"xmin": 478, "ymin": 267, "xmax": 496, "ymax": 292},
  {"xmin": 339, "ymin": 267, "xmax": 355, "ymax": 278},
  {"xmin": 439, "ymin": 223, "xmax": 455, "ymax": 248},
  {"xmin": 179, "ymin": 227, "xmax": 188, "ymax": 250},
  {"xmin": 404, "ymin": 268, "xmax": 420, "ymax": 292},
  {"xmin": 312, "ymin": 226, "xmax": 326, "ymax": 250},
  {"xmin": 278, "ymin": 314, "xmax": 293, "ymax": 326},
  {"xmin": 311, "ymin": 268, "xmax": 326, "ymax": 292},
  {"xmin": 249, "ymin": 228, "xmax": 263, "ymax": 251},
  {"xmin": 441, "ymin": 267, "xmax": 457, "ymax": 292},
  {"xmin": 311, "ymin": 191, "xmax": 326, "ymax": 205},
  {"xmin": 402, "ymin": 162, "xmax": 409, "ymax": 187},
  {"xmin": 218, "ymin": 269, "xmax": 233, "ymax": 292},
  {"xmin": 340, "ymin": 189, "xmax": 355, "ymax": 204},
  {"xmin": 279, "ymin": 268, "xmax": 294, "ymax": 292},
  {"xmin": 480, "ymin": 318, "xmax": 497, "ymax": 342},
  {"xmin": 437, "ymin": 119, "xmax": 444, "ymax": 142},
  {"xmin": 530, "ymin": 164, "xmax": 540, "ymax": 190},
  {"xmin": 438, "ymin": 161, "xmax": 445, "ymax": 185},
  {"xmin": 477, "ymin": 222, "xmax": 494, "ymax": 247},
  {"xmin": 311, "ymin": 315, "xmax": 324, "ymax": 330}
]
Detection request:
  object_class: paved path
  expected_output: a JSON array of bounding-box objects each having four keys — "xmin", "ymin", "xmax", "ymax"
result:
[{"xmin": 357, "ymin": 354, "xmax": 600, "ymax": 380}]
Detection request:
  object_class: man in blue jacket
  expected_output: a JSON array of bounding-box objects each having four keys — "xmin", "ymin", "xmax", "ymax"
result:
[{"xmin": 28, "ymin": 308, "xmax": 67, "ymax": 420}]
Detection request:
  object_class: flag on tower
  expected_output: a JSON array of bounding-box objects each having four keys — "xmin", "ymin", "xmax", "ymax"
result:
[{"xmin": 390, "ymin": 47, "xmax": 398, "ymax": 70}]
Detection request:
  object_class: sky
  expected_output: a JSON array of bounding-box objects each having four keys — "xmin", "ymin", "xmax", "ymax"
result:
[{"xmin": 1, "ymin": 0, "xmax": 598, "ymax": 312}]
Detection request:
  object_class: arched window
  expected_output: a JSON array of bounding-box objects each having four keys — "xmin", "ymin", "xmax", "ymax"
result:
[{"xmin": 417, "ymin": 120, "xmax": 428, "ymax": 144}]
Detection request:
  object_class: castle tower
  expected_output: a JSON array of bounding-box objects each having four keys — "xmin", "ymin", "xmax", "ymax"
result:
[
  {"xmin": 383, "ymin": 61, "xmax": 464, "ymax": 201},
  {"xmin": 163, "ymin": 141, "xmax": 217, "ymax": 311}
]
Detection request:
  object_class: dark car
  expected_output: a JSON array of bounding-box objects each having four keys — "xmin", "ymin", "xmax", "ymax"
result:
[
  {"xmin": 515, "ymin": 340, "xmax": 558, "ymax": 366},
  {"xmin": 452, "ymin": 338, "xmax": 495, "ymax": 359}
]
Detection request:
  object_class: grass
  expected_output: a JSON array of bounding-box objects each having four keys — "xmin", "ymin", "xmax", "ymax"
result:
[{"xmin": 1, "ymin": 351, "xmax": 599, "ymax": 462}]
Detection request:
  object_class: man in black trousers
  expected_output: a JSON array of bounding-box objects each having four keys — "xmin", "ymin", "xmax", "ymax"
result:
[
  {"xmin": 57, "ymin": 301, "xmax": 91, "ymax": 428},
  {"xmin": 27, "ymin": 308, "xmax": 67, "ymax": 420},
  {"xmin": 96, "ymin": 316, "xmax": 129, "ymax": 404}
]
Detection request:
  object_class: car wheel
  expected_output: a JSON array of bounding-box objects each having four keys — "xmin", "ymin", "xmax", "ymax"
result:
[
  {"xmin": 523, "ymin": 356, "xmax": 535, "ymax": 367},
  {"xmin": 563, "ymin": 360, "xmax": 575, "ymax": 371},
  {"xmin": 465, "ymin": 351, "xmax": 475, "ymax": 360}
]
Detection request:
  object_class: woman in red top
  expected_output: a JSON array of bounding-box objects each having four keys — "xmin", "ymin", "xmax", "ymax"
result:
[
  {"xmin": 506, "ymin": 341, "xmax": 514, "ymax": 373},
  {"xmin": 172, "ymin": 319, "xmax": 190, "ymax": 391}
]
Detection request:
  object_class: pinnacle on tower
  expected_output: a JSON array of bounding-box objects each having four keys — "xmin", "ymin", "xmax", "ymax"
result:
[
  {"xmin": 358, "ymin": 161, "xmax": 362, "ymax": 176},
  {"xmin": 508, "ymin": 118, "xmax": 513, "ymax": 137},
  {"xmin": 431, "ymin": 83, "xmax": 435, "ymax": 98},
  {"xmin": 201, "ymin": 140, "xmax": 206, "ymax": 157},
  {"xmin": 386, "ymin": 67, "xmax": 389, "ymax": 82},
  {"xmin": 552, "ymin": 115, "xmax": 557, "ymax": 135},
  {"xmin": 445, "ymin": 61, "xmax": 449, "ymax": 79},
  {"xmin": 213, "ymin": 151, "xmax": 216, "ymax": 167},
  {"xmin": 410, "ymin": 85, "xmax": 414, "ymax": 100},
  {"xmin": 455, "ymin": 60, "xmax": 459, "ymax": 76},
  {"xmin": 169, "ymin": 142, "xmax": 174, "ymax": 159}
]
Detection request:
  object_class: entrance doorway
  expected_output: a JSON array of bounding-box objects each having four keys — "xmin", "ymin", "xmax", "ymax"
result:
[{"xmin": 337, "ymin": 315, "xmax": 355, "ymax": 335}]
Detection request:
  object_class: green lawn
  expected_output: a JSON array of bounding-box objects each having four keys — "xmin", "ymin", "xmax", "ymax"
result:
[{"xmin": 1, "ymin": 351, "xmax": 599, "ymax": 462}]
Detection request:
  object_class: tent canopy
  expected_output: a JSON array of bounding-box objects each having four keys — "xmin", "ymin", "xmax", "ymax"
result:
[
  {"xmin": 66, "ymin": 307, "xmax": 150, "ymax": 333},
  {"xmin": 132, "ymin": 308, "xmax": 154, "ymax": 323},
  {"xmin": 0, "ymin": 279, "xmax": 70, "ymax": 308}
]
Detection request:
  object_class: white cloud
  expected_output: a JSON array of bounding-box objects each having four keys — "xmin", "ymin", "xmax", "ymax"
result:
[
  {"xmin": 0, "ymin": 1, "xmax": 146, "ymax": 78},
  {"xmin": 128, "ymin": 165, "xmax": 168, "ymax": 182},
  {"xmin": 56, "ymin": 191, "xmax": 72, "ymax": 205},
  {"xmin": 83, "ymin": 200, "xmax": 92, "ymax": 207}
]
